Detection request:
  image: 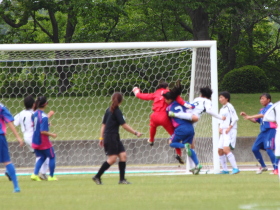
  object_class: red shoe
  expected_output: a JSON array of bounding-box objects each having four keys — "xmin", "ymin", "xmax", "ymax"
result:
[{"xmin": 270, "ymin": 169, "xmax": 278, "ymax": 175}]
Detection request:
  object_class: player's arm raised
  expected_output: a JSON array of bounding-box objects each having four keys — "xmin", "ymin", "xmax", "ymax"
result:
[{"xmin": 132, "ymin": 87, "xmax": 154, "ymax": 100}]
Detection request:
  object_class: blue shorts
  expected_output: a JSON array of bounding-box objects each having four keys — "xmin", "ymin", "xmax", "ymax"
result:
[
  {"xmin": 171, "ymin": 126, "xmax": 195, "ymax": 144},
  {"xmin": 0, "ymin": 135, "xmax": 11, "ymax": 163},
  {"xmin": 34, "ymin": 147, "xmax": 55, "ymax": 159},
  {"xmin": 253, "ymin": 129, "xmax": 276, "ymax": 150}
]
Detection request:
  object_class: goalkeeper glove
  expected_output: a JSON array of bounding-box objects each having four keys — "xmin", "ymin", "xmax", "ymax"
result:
[{"xmin": 132, "ymin": 87, "xmax": 140, "ymax": 96}]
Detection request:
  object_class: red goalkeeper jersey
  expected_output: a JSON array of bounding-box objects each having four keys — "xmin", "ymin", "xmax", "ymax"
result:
[{"xmin": 136, "ymin": 88, "xmax": 185, "ymax": 112}]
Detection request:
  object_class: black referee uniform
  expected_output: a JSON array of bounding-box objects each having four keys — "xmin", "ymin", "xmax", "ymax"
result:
[{"xmin": 102, "ymin": 107, "xmax": 126, "ymax": 155}]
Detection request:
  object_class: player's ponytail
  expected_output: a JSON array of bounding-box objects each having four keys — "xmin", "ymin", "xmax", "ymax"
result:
[
  {"xmin": 34, "ymin": 96, "xmax": 48, "ymax": 111},
  {"xmin": 110, "ymin": 92, "xmax": 123, "ymax": 113}
]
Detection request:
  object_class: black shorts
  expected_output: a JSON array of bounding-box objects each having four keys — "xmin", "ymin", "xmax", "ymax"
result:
[{"xmin": 104, "ymin": 133, "xmax": 125, "ymax": 155}]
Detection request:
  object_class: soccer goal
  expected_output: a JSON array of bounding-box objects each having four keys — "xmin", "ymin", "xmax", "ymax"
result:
[{"xmin": 0, "ymin": 41, "xmax": 219, "ymax": 175}]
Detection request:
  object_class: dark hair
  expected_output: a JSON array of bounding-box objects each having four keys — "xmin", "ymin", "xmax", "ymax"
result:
[
  {"xmin": 110, "ymin": 92, "xmax": 123, "ymax": 113},
  {"xmin": 162, "ymin": 80, "xmax": 182, "ymax": 101},
  {"xmin": 219, "ymin": 91, "xmax": 231, "ymax": 102},
  {"xmin": 200, "ymin": 87, "xmax": 212, "ymax": 99},
  {"xmin": 158, "ymin": 81, "xmax": 168, "ymax": 89},
  {"xmin": 24, "ymin": 95, "xmax": 35, "ymax": 109},
  {"xmin": 260, "ymin": 93, "xmax": 271, "ymax": 102},
  {"xmin": 34, "ymin": 96, "xmax": 48, "ymax": 110}
]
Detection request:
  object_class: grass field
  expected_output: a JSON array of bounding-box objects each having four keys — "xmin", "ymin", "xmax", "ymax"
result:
[
  {"xmin": 3, "ymin": 92, "xmax": 280, "ymax": 141},
  {"xmin": 1, "ymin": 173, "xmax": 279, "ymax": 210}
]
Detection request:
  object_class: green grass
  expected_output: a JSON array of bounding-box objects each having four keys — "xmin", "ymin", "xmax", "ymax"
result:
[
  {"xmin": 3, "ymin": 92, "xmax": 280, "ymax": 141},
  {"xmin": 1, "ymin": 173, "xmax": 279, "ymax": 210}
]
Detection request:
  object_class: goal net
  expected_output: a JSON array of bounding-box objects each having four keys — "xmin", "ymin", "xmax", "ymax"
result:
[{"xmin": 0, "ymin": 41, "xmax": 219, "ymax": 175}]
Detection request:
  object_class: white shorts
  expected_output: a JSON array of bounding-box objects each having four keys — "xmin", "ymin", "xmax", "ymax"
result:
[
  {"xmin": 218, "ymin": 128, "xmax": 237, "ymax": 149},
  {"xmin": 275, "ymin": 129, "xmax": 280, "ymax": 158}
]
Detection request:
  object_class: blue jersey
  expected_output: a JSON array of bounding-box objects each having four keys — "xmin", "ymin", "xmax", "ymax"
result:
[
  {"xmin": 0, "ymin": 103, "xmax": 14, "ymax": 135},
  {"xmin": 32, "ymin": 110, "xmax": 52, "ymax": 150},
  {"xmin": 166, "ymin": 101, "xmax": 194, "ymax": 130},
  {"xmin": 255, "ymin": 103, "xmax": 277, "ymax": 132}
]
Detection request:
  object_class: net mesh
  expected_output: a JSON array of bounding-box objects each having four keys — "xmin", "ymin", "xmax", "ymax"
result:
[{"xmin": 0, "ymin": 45, "xmax": 215, "ymax": 174}]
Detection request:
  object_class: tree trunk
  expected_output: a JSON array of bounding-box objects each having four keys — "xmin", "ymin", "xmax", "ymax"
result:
[{"xmin": 186, "ymin": 6, "xmax": 210, "ymax": 40}]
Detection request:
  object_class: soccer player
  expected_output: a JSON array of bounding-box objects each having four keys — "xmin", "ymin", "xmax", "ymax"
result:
[
  {"xmin": 30, "ymin": 96, "xmax": 58, "ymax": 181},
  {"xmin": 240, "ymin": 93, "xmax": 278, "ymax": 175},
  {"xmin": 263, "ymin": 101, "xmax": 280, "ymax": 179},
  {"xmin": 132, "ymin": 81, "xmax": 196, "ymax": 164},
  {"xmin": 13, "ymin": 95, "xmax": 54, "ymax": 180},
  {"xmin": 217, "ymin": 91, "xmax": 240, "ymax": 175},
  {"xmin": 162, "ymin": 83, "xmax": 202, "ymax": 175},
  {"xmin": 168, "ymin": 87, "xmax": 224, "ymax": 124},
  {"xmin": 92, "ymin": 92, "xmax": 143, "ymax": 185},
  {"xmin": 168, "ymin": 87, "xmax": 225, "ymax": 169},
  {"xmin": 0, "ymin": 102, "xmax": 24, "ymax": 192}
]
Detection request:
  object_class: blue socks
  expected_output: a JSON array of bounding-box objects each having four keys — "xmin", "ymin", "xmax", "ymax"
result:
[
  {"xmin": 49, "ymin": 157, "xmax": 56, "ymax": 177},
  {"xmin": 34, "ymin": 156, "xmax": 47, "ymax": 175},
  {"xmin": 266, "ymin": 149, "xmax": 278, "ymax": 170},
  {"xmin": 6, "ymin": 163, "xmax": 19, "ymax": 190},
  {"xmin": 252, "ymin": 147, "xmax": 266, "ymax": 167},
  {"xmin": 190, "ymin": 149, "xmax": 199, "ymax": 165}
]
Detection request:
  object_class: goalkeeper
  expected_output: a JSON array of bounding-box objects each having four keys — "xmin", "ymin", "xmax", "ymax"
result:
[{"xmin": 132, "ymin": 81, "xmax": 197, "ymax": 164}]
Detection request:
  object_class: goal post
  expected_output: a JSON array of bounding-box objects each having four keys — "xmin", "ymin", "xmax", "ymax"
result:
[{"xmin": 0, "ymin": 41, "xmax": 219, "ymax": 174}]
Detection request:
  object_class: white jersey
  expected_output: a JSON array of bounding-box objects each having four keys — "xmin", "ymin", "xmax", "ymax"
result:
[
  {"xmin": 14, "ymin": 109, "xmax": 34, "ymax": 147},
  {"xmin": 264, "ymin": 101, "xmax": 280, "ymax": 157},
  {"xmin": 219, "ymin": 102, "xmax": 238, "ymax": 129},
  {"xmin": 189, "ymin": 97, "xmax": 222, "ymax": 120}
]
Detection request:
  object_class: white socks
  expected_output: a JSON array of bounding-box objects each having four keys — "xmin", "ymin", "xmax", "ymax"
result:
[
  {"xmin": 219, "ymin": 154, "xmax": 228, "ymax": 171},
  {"xmin": 227, "ymin": 152, "xmax": 237, "ymax": 169}
]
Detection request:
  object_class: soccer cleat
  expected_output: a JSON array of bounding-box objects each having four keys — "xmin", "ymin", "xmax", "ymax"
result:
[
  {"xmin": 216, "ymin": 170, "xmax": 230, "ymax": 174},
  {"xmin": 39, "ymin": 173, "xmax": 48, "ymax": 180},
  {"xmin": 175, "ymin": 155, "xmax": 184, "ymax": 164},
  {"xmin": 231, "ymin": 168, "xmax": 240, "ymax": 175},
  {"xmin": 13, "ymin": 187, "xmax": 20, "ymax": 193},
  {"xmin": 256, "ymin": 166, "xmax": 268, "ymax": 174},
  {"xmin": 92, "ymin": 176, "xmax": 102, "ymax": 185},
  {"xmin": 147, "ymin": 139, "xmax": 154, "ymax": 146},
  {"xmin": 193, "ymin": 164, "xmax": 202, "ymax": 175},
  {"xmin": 118, "ymin": 179, "xmax": 131, "ymax": 184},
  {"xmin": 168, "ymin": 111, "xmax": 176, "ymax": 117},
  {"xmin": 5, "ymin": 171, "xmax": 12, "ymax": 181},
  {"xmin": 189, "ymin": 168, "xmax": 195, "ymax": 175},
  {"xmin": 47, "ymin": 176, "xmax": 58, "ymax": 181},
  {"xmin": 185, "ymin": 143, "xmax": 192, "ymax": 157},
  {"xmin": 31, "ymin": 174, "xmax": 42, "ymax": 181},
  {"xmin": 270, "ymin": 169, "xmax": 278, "ymax": 175}
]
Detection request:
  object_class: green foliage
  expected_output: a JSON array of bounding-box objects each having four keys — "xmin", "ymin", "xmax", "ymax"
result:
[{"xmin": 220, "ymin": 65, "xmax": 269, "ymax": 93}]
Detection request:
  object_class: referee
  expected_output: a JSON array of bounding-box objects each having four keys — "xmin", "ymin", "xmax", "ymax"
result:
[{"xmin": 93, "ymin": 92, "xmax": 142, "ymax": 185}]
